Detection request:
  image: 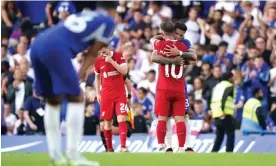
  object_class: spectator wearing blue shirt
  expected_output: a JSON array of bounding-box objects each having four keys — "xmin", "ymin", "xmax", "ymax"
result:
[
  {"xmin": 23, "ymin": 91, "xmax": 45, "ymax": 134},
  {"xmin": 193, "ymin": 100, "xmax": 205, "ymax": 120},
  {"xmin": 266, "ymin": 7, "xmax": 276, "ymax": 29},
  {"xmin": 215, "ymin": 42, "xmax": 234, "ymax": 73},
  {"xmin": 133, "ymin": 87, "xmax": 153, "ymax": 121},
  {"xmin": 128, "ymin": 11, "xmax": 146, "ymax": 39},
  {"xmin": 53, "ymin": 0, "xmax": 76, "ymax": 23},
  {"xmin": 202, "ymin": 44, "xmax": 218, "ymax": 65},
  {"xmin": 232, "ymin": 69, "xmax": 245, "ymax": 128}
]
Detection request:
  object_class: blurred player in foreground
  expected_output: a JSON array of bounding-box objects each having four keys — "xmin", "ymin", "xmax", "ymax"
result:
[
  {"xmin": 94, "ymin": 47, "xmax": 129, "ymax": 152},
  {"xmin": 151, "ymin": 21, "xmax": 196, "ymax": 152},
  {"xmin": 30, "ymin": 2, "xmax": 117, "ymax": 165},
  {"xmin": 151, "ymin": 21, "xmax": 193, "ymax": 152}
]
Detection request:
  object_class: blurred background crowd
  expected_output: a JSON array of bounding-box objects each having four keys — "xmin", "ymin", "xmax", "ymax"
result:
[{"xmin": 1, "ymin": 0, "xmax": 276, "ymax": 136}]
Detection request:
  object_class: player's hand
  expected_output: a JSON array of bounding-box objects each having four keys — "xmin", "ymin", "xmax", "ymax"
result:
[
  {"xmin": 164, "ymin": 44, "xmax": 180, "ymax": 56},
  {"xmin": 105, "ymin": 55, "xmax": 114, "ymax": 64},
  {"xmin": 12, "ymin": 81, "xmax": 19, "ymax": 88},
  {"xmin": 172, "ymin": 56, "xmax": 184, "ymax": 66},
  {"xmin": 30, "ymin": 124, "xmax": 38, "ymax": 131},
  {"xmin": 249, "ymin": 71, "xmax": 257, "ymax": 79}
]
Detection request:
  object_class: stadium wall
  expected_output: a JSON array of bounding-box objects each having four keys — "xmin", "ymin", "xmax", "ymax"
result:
[{"xmin": 1, "ymin": 134, "xmax": 276, "ymax": 153}]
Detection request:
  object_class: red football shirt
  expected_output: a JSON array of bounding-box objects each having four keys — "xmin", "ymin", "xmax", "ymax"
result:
[
  {"xmin": 154, "ymin": 39, "xmax": 188, "ymax": 92},
  {"xmin": 94, "ymin": 51, "xmax": 126, "ymax": 96}
]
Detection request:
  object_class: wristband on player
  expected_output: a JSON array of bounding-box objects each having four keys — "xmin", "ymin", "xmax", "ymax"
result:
[{"xmin": 127, "ymin": 94, "xmax": 132, "ymax": 99}]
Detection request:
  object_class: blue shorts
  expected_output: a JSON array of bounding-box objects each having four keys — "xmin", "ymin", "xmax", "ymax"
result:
[
  {"xmin": 185, "ymin": 83, "xmax": 189, "ymax": 115},
  {"xmin": 30, "ymin": 38, "xmax": 80, "ymax": 97}
]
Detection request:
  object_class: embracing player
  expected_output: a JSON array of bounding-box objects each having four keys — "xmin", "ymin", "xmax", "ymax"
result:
[
  {"xmin": 94, "ymin": 47, "xmax": 129, "ymax": 152},
  {"xmin": 152, "ymin": 21, "xmax": 197, "ymax": 152},
  {"xmin": 30, "ymin": 2, "xmax": 117, "ymax": 165},
  {"xmin": 151, "ymin": 21, "xmax": 193, "ymax": 152}
]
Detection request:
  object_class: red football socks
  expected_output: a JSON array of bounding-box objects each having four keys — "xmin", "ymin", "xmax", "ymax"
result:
[
  {"xmin": 176, "ymin": 122, "xmax": 186, "ymax": 147},
  {"xmin": 156, "ymin": 120, "xmax": 167, "ymax": 144},
  {"xmin": 118, "ymin": 122, "xmax": 127, "ymax": 148},
  {"xmin": 103, "ymin": 129, "xmax": 113, "ymax": 151}
]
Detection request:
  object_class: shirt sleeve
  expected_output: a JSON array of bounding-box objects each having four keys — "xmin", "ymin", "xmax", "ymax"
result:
[
  {"xmin": 116, "ymin": 52, "xmax": 126, "ymax": 65},
  {"xmin": 23, "ymin": 97, "xmax": 33, "ymax": 112}
]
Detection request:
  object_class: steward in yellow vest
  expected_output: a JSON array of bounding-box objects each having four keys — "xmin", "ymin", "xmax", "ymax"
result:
[
  {"xmin": 241, "ymin": 88, "xmax": 266, "ymax": 131},
  {"xmin": 211, "ymin": 72, "xmax": 235, "ymax": 152}
]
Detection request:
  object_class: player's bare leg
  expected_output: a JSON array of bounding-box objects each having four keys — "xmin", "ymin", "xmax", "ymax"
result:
[
  {"xmin": 174, "ymin": 116, "xmax": 187, "ymax": 152},
  {"xmin": 67, "ymin": 94, "xmax": 99, "ymax": 166},
  {"xmin": 44, "ymin": 96, "xmax": 66, "ymax": 165},
  {"xmin": 156, "ymin": 116, "xmax": 168, "ymax": 152},
  {"xmin": 103, "ymin": 120, "xmax": 114, "ymax": 152},
  {"xmin": 117, "ymin": 115, "xmax": 128, "ymax": 152},
  {"xmin": 165, "ymin": 119, "xmax": 173, "ymax": 152}
]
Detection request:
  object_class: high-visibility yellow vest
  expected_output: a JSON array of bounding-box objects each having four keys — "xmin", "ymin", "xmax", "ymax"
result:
[
  {"xmin": 211, "ymin": 81, "xmax": 235, "ymax": 118},
  {"xmin": 127, "ymin": 109, "xmax": 135, "ymax": 129},
  {"xmin": 242, "ymin": 98, "xmax": 261, "ymax": 124}
]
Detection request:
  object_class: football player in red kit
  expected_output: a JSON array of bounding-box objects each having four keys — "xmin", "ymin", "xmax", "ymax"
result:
[
  {"xmin": 94, "ymin": 47, "xmax": 128, "ymax": 152},
  {"xmin": 151, "ymin": 21, "xmax": 188, "ymax": 152}
]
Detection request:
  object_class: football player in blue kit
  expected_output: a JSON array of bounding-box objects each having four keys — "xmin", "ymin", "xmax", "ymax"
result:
[{"xmin": 30, "ymin": 2, "xmax": 117, "ymax": 165}]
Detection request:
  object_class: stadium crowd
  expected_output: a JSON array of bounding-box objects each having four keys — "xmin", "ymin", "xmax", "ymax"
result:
[{"xmin": 1, "ymin": 0, "xmax": 276, "ymax": 136}]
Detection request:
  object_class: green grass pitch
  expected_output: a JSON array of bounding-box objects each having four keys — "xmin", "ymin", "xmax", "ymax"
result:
[{"xmin": 2, "ymin": 153, "xmax": 276, "ymax": 166}]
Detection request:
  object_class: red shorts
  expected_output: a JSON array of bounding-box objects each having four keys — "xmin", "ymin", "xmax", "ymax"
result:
[
  {"xmin": 154, "ymin": 89, "xmax": 186, "ymax": 117},
  {"xmin": 100, "ymin": 95, "xmax": 128, "ymax": 120}
]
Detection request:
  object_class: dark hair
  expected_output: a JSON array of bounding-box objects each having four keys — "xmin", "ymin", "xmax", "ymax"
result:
[
  {"xmin": 128, "ymin": 58, "xmax": 136, "ymax": 63},
  {"xmin": 221, "ymin": 72, "xmax": 233, "ymax": 81},
  {"xmin": 247, "ymin": 41, "xmax": 257, "ymax": 49},
  {"xmin": 194, "ymin": 100, "xmax": 203, "ymax": 105},
  {"xmin": 215, "ymin": 10, "xmax": 223, "ymax": 16},
  {"xmin": 1, "ymin": 44, "xmax": 8, "ymax": 49},
  {"xmin": 207, "ymin": 44, "xmax": 218, "ymax": 52},
  {"xmin": 175, "ymin": 21, "xmax": 187, "ymax": 32},
  {"xmin": 138, "ymin": 87, "xmax": 148, "ymax": 94},
  {"xmin": 96, "ymin": 1, "xmax": 117, "ymax": 9},
  {"xmin": 148, "ymin": 69, "xmax": 156, "ymax": 74},
  {"xmin": 202, "ymin": 62, "xmax": 212, "ymax": 69},
  {"xmin": 219, "ymin": 41, "xmax": 228, "ymax": 47},
  {"xmin": 160, "ymin": 21, "xmax": 175, "ymax": 34},
  {"xmin": 252, "ymin": 88, "xmax": 261, "ymax": 97}
]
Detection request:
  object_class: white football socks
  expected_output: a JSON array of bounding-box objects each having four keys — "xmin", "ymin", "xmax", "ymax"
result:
[
  {"xmin": 44, "ymin": 103, "xmax": 62, "ymax": 161},
  {"xmin": 184, "ymin": 116, "xmax": 192, "ymax": 148},
  {"xmin": 165, "ymin": 119, "xmax": 172, "ymax": 149},
  {"xmin": 66, "ymin": 102, "xmax": 85, "ymax": 160}
]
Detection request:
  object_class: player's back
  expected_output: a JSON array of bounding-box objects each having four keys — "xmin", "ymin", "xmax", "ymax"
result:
[
  {"xmin": 33, "ymin": 10, "xmax": 115, "ymax": 58},
  {"xmin": 154, "ymin": 40, "xmax": 188, "ymax": 92}
]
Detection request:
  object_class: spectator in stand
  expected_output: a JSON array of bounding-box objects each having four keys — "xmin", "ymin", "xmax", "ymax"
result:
[
  {"xmin": 23, "ymin": 90, "xmax": 45, "ymax": 135},
  {"xmin": 84, "ymin": 102, "xmax": 100, "ymax": 135},
  {"xmin": 202, "ymin": 44, "xmax": 218, "ymax": 65},
  {"xmin": 137, "ymin": 69, "xmax": 157, "ymax": 96},
  {"xmin": 232, "ymin": 69, "xmax": 245, "ymax": 128},
  {"xmin": 215, "ymin": 42, "xmax": 233, "ymax": 73},
  {"xmin": 44, "ymin": 1, "xmax": 59, "ymax": 27},
  {"xmin": 255, "ymin": 36, "xmax": 272, "ymax": 67},
  {"xmin": 193, "ymin": 100, "xmax": 205, "ymax": 120},
  {"xmin": 1, "ymin": 99, "xmax": 7, "ymax": 135},
  {"xmin": 185, "ymin": 8, "xmax": 200, "ymax": 45},
  {"xmin": 13, "ymin": 108, "xmax": 27, "ymax": 135},
  {"xmin": 6, "ymin": 68, "xmax": 32, "ymax": 115},
  {"xmin": 222, "ymin": 23, "xmax": 239, "ymax": 54},
  {"xmin": 19, "ymin": 57, "xmax": 34, "ymax": 82},
  {"xmin": 128, "ymin": 11, "xmax": 146, "ymax": 39},
  {"xmin": 1, "ymin": 1, "xmax": 22, "ymax": 37},
  {"xmin": 1, "ymin": 44, "xmax": 15, "ymax": 70},
  {"xmin": 4, "ymin": 103, "xmax": 17, "ymax": 135},
  {"xmin": 133, "ymin": 87, "xmax": 153, "ymax": 121},
  {"xmin": 132, "ymin": 103, "xmax": 148, "ymax": 134},
  {"xmin": 269, "ymin": 57, "xmax": 276, "ymax": 113},
  {"xmin": 202, "ymin": 63, "xmax": 220, "ymax": 111},
  {"xmin": 12, "ymin": 42, "xmax": 28, "ymax": 64},
  {"xmin": 128, "ymin": 58, "xmax": 144, "ymax": 87},
  {"xmin": 193, "ymin": 77, "xmax": 204, "ymax": 101}
]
